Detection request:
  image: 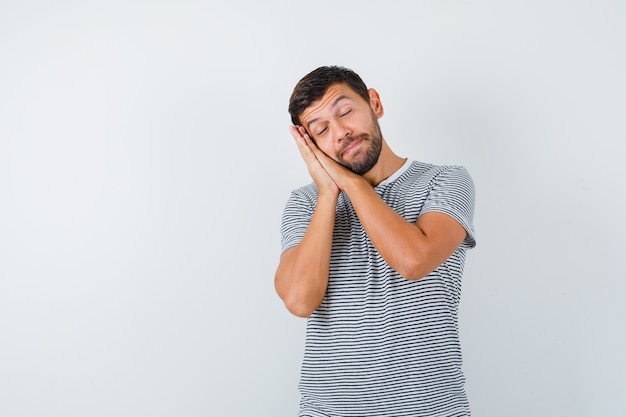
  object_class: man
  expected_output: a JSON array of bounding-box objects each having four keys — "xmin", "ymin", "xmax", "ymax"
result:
[{"xmin": 275, "ymin": 66, "xmax": 476, "ymax": 417}]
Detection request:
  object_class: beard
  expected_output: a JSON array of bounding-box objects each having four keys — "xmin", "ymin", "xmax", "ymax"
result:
[{"xmin": 336, "ymin": 113, "xmax": 383, "ymax": 175}]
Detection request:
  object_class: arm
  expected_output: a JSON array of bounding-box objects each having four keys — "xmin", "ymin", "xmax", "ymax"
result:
[
  {"xmin": 274, "ymin": 127, "xmax": 340, "ymax": 317},
  {"xmin": 274, "ymin": 193, "xmax": 337, "ymax": 317},
  {"xmin": 340, "ymin": 175, "xmax": 466, "ymax": 279},
  {"xmin": 302, "ymin": 132, "xmax": 468, "ymax": 280}
]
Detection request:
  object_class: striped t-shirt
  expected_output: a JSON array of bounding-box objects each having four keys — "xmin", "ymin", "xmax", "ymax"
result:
[{"xmin": 280, "ymin": 160, "xmax": 476, "ymax": 417}]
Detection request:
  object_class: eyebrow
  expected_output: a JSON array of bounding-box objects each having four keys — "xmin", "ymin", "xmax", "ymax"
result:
[{"xmin": 306, "ymin": 95, "xmax": 350, "ymax": 131}]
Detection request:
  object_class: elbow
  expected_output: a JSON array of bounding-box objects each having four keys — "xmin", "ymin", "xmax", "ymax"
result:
[
  {"xmin": 280, "ymin": 290, "xmax": 320, "ymax": 317},
  {"xmin": 284, "ymin": 300, "xmax": 316, "ymax": 318},
  {"xmin": 394, "ymin": 258, "xmax": 430, "ymax": 281},
  {"xmin": 275, "ymin": 280, "xmax": 321, "ymax": 318}
]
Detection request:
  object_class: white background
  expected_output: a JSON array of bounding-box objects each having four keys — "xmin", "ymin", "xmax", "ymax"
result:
[{"xmin": 1, "ymin": 1, "xmax": 624, "ymax": 416}]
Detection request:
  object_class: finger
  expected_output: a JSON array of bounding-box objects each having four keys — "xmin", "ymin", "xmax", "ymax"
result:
[
  {"xmin": 294, "ymin": 126, "xmax": 317, "ymax": 147},
  {"xmin": 292, "ymin": 126, "xmax": 339, "ymax": 174},
  {"xmin": 289, "ymin": 125, "xmax": 306, "ymax": 145},
  {"xmin": 289, "ymin": 126, "xmax": 312, "ymax": 151},
  {"xmin": 290, "ymin": 126, "xmax": 319, "ymax": 164}
]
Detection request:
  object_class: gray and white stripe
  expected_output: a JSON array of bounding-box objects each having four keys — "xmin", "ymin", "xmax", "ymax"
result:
[{"xmin": 281, "ymin": 161, "xmax": 476, "ymax": 417}]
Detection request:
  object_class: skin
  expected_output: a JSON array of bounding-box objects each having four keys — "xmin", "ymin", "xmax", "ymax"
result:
[{"xmin": 275, "ymin": 83, "xmax": 467, "ymax": 318}]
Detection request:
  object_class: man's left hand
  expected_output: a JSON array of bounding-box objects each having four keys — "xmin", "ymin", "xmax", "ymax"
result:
[{"xmin": 299, "ymin": 131, "xmax": 362, "ymax": 191}]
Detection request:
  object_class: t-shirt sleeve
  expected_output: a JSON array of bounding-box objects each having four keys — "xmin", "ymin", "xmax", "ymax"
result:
[
  {"xmin": 420, "ymin": 165, "xmax": 476, "ymax": 249},
  {"xmin": 280, "ymin": 189, "xmax": 316, "ymax": 253}
]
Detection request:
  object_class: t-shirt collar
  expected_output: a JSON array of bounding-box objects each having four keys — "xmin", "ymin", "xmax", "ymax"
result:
[{"xmin": 377, "ymin": 158, "xmax": 413, "ymax": 188}]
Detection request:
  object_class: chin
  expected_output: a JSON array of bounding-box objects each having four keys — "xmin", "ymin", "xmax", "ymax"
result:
[{"xmin": 349, "ymin": 159, "xmax": 379, "ymax": 176}]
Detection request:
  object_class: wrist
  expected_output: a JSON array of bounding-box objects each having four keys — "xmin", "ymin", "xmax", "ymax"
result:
[
  {"xmin": 317, "ymin": 189, "xmax": 339, "ymax": 204},
  {"xmin": 342, "ymin": 173, "xmax": 368, "ymax": 194}
]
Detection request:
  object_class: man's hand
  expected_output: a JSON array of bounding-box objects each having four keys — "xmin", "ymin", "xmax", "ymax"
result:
[
  {"xmin": 290, "ymin": 126, "xmax": 340, "ymax": 197},
  {"xmin": 277, "ymin": 126, "xmax": 343, "ymax": 317},
  {"xmin": 291, "ymin": 126, "xmax": 362, "ymax": 192}
]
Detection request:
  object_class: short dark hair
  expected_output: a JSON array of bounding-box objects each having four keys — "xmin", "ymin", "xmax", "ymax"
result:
[{"xmin": 288, "ymin": 66, "xmax": 370, "ymax": 126}]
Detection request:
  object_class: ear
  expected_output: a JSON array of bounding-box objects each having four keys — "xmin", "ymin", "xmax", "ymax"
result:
[{"xmin": 367, "ymin": 88, "xmax": 384, "ymax": 119}]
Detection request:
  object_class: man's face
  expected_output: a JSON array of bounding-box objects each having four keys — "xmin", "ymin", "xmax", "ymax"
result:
[{"xmin": 298, "ymin": 83, "xmax": 383, "ymax": 175}]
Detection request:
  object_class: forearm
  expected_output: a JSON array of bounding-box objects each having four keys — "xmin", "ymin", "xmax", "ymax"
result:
[
  {"xmin": 274, "ymin": 193, "xmax": 337, "ymax": 317},
  {"xmin": 342, "ymin": 177, "xmax": 434, "ymax": 279}
]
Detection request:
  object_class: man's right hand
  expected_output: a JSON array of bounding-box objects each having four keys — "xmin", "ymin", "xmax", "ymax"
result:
[
  {"xmin": 290, "ymin": 126, "xmax": 340, "ymax": 198},
  {"xmin": 275, "ymin": 126, "xmax": 340, "ymax": 317}
]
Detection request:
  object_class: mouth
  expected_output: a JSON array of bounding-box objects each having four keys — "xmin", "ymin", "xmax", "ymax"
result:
[{"xmin": 341, "ymin": 137, "xmax": 365, "ymax": 158}]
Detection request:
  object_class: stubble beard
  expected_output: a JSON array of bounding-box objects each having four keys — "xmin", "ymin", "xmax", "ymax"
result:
[{"xmin": 338, "ymin": 115, "xmax": 383, "ymax": 176}]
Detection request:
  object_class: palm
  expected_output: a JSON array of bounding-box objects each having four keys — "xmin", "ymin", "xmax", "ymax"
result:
[{"xmin": 290, "ymin": 126, "xmax": 339, "ymax": 196}]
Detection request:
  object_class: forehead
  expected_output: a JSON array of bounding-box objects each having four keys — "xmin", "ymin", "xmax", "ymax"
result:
[{"xmin": 299, "ymin": 83, "xmax": 365, "ymax": 125}]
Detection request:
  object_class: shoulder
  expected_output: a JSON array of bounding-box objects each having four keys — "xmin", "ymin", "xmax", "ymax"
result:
[
  {"xmin": 397, "ymin": 161, "xmax": 473, "ymax": 186},
  {"xmin": 282, "ymin": 182, "xmax": 319, "ymax": 214},
  {"xmin": 399, "ymin": 162, "xmax": 475, "ymax": 211},
  {"xmin": 288, "ymin": 182, "xmax": 318, "ymax": 202},
  {"xmin": 410, "ymin": 160, "xmax": 470, "ymax": 176}
]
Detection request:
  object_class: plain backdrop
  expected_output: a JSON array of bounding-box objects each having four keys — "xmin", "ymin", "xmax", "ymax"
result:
[{"xmin": 1, "ymin": 1, "xmax": 624, "ymax": 416}]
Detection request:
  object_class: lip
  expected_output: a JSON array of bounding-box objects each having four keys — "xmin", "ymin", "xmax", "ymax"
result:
[{"xmin": 342, "ymin": 138, "xmax": 364, "ymax": 157}]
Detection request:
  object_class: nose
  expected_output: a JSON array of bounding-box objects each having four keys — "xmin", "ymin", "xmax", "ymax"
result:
[{"xmin": 333, "ymin": 120, "xmax": 352, "ymax": 143}]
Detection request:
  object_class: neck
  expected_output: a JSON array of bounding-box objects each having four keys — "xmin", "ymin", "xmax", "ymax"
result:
[{"xmin": 362, "ymin": 139, "xmax": 406, "ymax": 186}]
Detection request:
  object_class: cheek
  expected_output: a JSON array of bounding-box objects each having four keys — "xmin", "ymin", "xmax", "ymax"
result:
[
  {"xmin": 312, "ymin": 136, "xmax": 332, "ymax": 152},
  {"xmin": 315, "ymin": 139, "xmax": 341, "ymax": 160},
  {"xmin": 317, "ymin": 140, "xmax": 333, "ymax": 155}
]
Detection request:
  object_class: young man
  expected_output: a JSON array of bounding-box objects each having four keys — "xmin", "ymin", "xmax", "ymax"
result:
[{"xmin": 275, "ymin": 66, "xmax": 476, "ymax": 417}]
